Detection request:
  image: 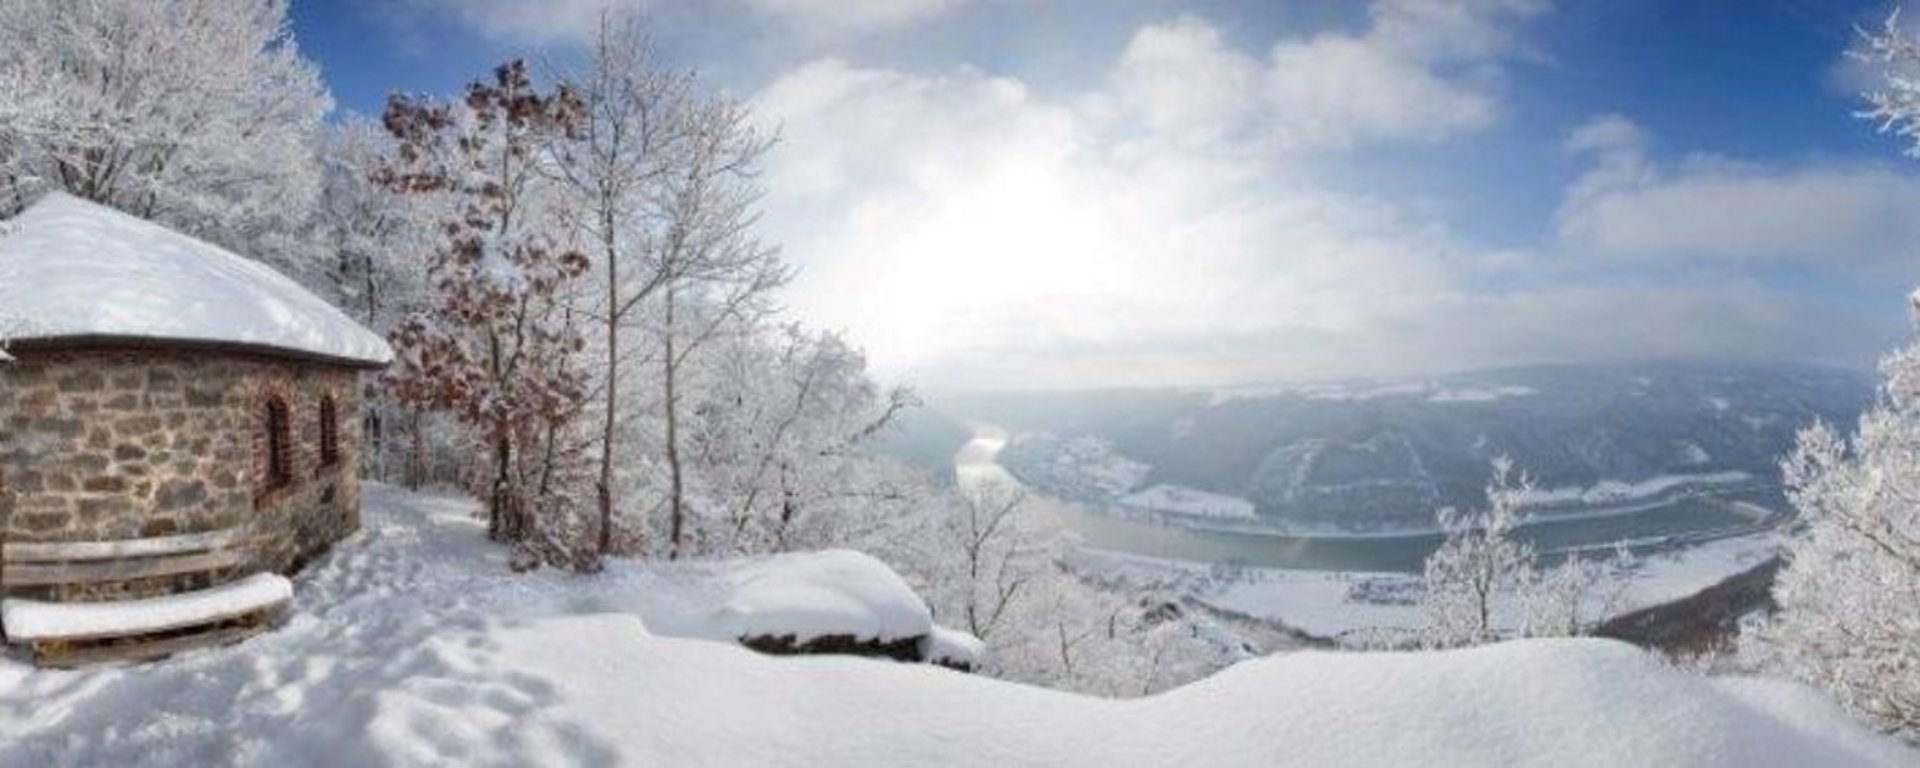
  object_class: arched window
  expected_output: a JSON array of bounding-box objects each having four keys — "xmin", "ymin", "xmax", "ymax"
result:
[
  {"xmin": 263, "ymin": 396, "xmax": 293, "ymax": 492},
  {"xmin": 319, "ymin": 395, "xmax": 340, "ymax": 467}
]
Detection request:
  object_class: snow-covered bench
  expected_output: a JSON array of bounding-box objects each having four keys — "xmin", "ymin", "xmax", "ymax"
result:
[{"xmin": 0, "ymin": 528, "xmax": 291, "ymax": 666}]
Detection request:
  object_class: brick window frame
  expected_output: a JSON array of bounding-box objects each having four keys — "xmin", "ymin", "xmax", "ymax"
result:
[
  {"xmin": 253, "ymin": 378, "xmax": 299, "ymax": 507},
  {"xmin": 264, "ymin": 396, "xmax": 293, "ymax": 490}
]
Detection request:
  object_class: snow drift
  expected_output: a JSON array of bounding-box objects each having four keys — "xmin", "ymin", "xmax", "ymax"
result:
[
  {"xmin": 0, "ymin": 484, "xmax": 1907, "ymax": 767},
  {"xmin": 436, "ymin": 621, "xmax": 1912, "ymax": 768}
]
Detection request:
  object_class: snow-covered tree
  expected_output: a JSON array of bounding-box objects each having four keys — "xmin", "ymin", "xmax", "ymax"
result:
[
  {"xmin": 1417, "ymin": 458, "xmax": 1633, "ymax": 648},
  {"xmin": 309, "ymin": 119, "xmax": 436, "ymax": 331},
  {"xmin": 932, "ymin": 481, "xmax": 1049, "ymax": 641},
  {"xmin": 0, "ymin": 0, "xmax": 329, "ymax": 268},
  {"xmin": 883, "ymin": 476, "xmax": 1240, "ymax": 695},
  {"xmin": 551, "ymin": 19, "xmax": 691, "ymax": 560},
  {"xmin": 546, "ymin": 17, "xmax": 789, "ymax": 561},
  {"xmin": 1419, "ymin": 458, "xmax": 1538, "ymax": 648},
  {"xmin": 375, "ymin": 61, "xmax": 596, "ymax": 565},
  {"xmin": 1861, "ymin": 9, "xmax": 1920, "ymax": 157},
  {"xmin": 1524, "ymin": 543, "xmax": 1634, "ymax": 641},
  {"xmin": 302, "ymin": 119, "xmax": 448, "ymax": 486},
  {"xmin": 645, "ymin": 98, "xmax": 789, "ymax": 560},
  {"xmin": 685, "ymin": 327, "xmax": 915, "ymax": 555},
  {"xmin": 1748, "ymin": 339, "xmax": 1920, "ymax": 741},
  {"xmin": 1736, "ymin": 16, "xmax": 1920, "ymax": 741}
]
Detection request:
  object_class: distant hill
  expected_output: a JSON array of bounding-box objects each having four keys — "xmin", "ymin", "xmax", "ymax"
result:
[{"xmin": 931, "ymin": 361, "xmax": 1873, "ymax": 531}]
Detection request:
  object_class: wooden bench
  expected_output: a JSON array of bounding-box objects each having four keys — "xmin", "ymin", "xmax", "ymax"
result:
[{"xmin": 0, "ymin": 528, "xmax": 292, "ymax": 666}]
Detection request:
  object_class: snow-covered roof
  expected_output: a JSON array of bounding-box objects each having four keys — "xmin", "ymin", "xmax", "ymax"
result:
[{"xmin": 0, "ymin": 192, "xmax": 392, "ymax": 367}]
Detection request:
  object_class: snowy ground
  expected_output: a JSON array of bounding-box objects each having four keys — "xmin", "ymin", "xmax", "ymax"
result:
[
  {"xmin": 1118, "ymin": 483, "xmax": 1258, "ymax": 521},
  {"xmin": 1070, "ymin": 532, "xmax": 1782, "ymax": 642},
  {"xmin": 1515, "ymin": 471, "xmax": 1754, "ymax": 509},
  {"xmin": 0, "ymin": 485, "xmax": 1908, "ymax": 767}
]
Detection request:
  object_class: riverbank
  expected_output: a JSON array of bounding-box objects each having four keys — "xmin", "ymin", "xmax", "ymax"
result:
[
  {"xmin": 955, "ymin": 425, "xmax": 1789, "ymax": 649},
  {"xmin": 1065, "ymin": 532, "xmax": 1781, "ymax": 646}
]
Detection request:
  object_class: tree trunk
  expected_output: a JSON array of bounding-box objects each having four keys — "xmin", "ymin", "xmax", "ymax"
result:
[
  {"xmin": 365, "ymin": 406, "xmax": 384, "ymax": 482},
  {"xmin": 664, "ymin": 284, "xmax": 686, "ymax": 559},
  {"xmin": 491, "ymin": 435, "xmax": 514, "ymax": 541},
  {"xmin": 597, "ymin": 242, "xmax": 619, "ymax": 559},
  {"xmin": 406, "ymin": 408, "xmax": 426, "ymax": 491}
]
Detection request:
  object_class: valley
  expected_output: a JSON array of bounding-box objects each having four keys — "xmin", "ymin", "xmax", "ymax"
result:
[{"xmin": 923, "ymin": 361, "xmax": 1866, "ymax": 647}]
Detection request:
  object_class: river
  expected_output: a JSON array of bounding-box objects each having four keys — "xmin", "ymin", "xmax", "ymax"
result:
[{"xmin": 956, "ymin": 426, "xmax": 1780, "ymax": 574}]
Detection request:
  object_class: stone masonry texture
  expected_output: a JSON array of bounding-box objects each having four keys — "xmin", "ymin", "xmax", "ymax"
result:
[{"xmin": 0, "ymin": 348, "xmax": 366, "ymax": 599}]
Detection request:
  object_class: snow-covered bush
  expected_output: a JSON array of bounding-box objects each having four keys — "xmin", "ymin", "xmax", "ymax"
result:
[
  {"xmin": 1419, "ymin": 458, "xmax": 1537, "ymax": 648},
  {"xmin": 893, "ymin": 477, "xmax": 1240, "ymax": 695},
  {"xmin": 1525, "ymin": 543, "xmax": 1634, "ymax": 640},
  {"xmin": 1419, "ymin": 458, "xmax": 1633, "ymax": 649},
  {"xmin": 1747, "ymin": 342, "xmax": 1920, "ymax": 741}
]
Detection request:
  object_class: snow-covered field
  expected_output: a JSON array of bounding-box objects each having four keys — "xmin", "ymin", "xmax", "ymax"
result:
[
  {"xmin": 0, "ymin": 485, "xmax": 1908, "ymax": 767},
  {"xmin": 1118, "ymin": 483, "xmax": 1258, "ymax": 520},
  {"xmin": 1515, "ymin": 471, "xmax": 1755, "ymax": 509},
  {"xmin": 1071, "ymin": 532, "xmax": 1783, "ymax": 642}
]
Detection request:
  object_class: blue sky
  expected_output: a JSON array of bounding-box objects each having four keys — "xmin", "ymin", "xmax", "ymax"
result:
[{"xmin": 292, "ymin": 0, "xmax": 1920, "ymax": 388}]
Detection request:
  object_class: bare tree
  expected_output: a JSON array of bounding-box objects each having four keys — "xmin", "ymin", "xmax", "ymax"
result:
[
  {"xmin": 951, "ymin": 482, "xmax": 1036, "ymax": 639},
  {"xmin": 552, "ymin": 19, "xmax": 690, "ymax": 561},
  {"xmin": 551, "ymin": 17, "xmax": 787, "ymax": 561},
  {"xmin": 650, "ymin": 94, "xmax": 788, "ymax": 559}
]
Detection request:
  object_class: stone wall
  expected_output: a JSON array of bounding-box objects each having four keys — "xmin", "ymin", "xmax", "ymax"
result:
[{"xmin": 0, "ymin": 348, "xmax": 366, "ymax": 598}]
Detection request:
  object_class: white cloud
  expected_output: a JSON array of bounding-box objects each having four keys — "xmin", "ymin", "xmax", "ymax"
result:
[
  {"xmin": 379, "ymin": 0, "xmax": 980, "ymax": 47},
  {"xmin": 1091, "ymin": 1, "xmax": 1543, "ymax": 157},
  {"xmin": 756, "ymin": 53, "xmax": 1478, "ymax": 386},
  {"xmin": 1558, "ymin": 115, "xmax": 1920, "ymax": 269},
  {"xmin": 746, "ymin": 0, "xmax": 968, "ymax": 31},
  {"xmin": 1264, "ymin": 34, "xmax": 1497, "ymax": 148},
  {"xmin": 1100, "ymin": 17, "xmax": 1263, "ymax": 149},
  {"xmin": 1365, "ymin": 0, "xmax": 1545, "ymax": 61},
  {"xmin": 750, "ymin": 7, "xmax": 1890, "ymax": 389},
  {"xmin": 377, "ymin": 0, "xmax": 652, "ymax": 46},
  {"xmin": 396, "ymin": 0, "xmax": 1906, "ymax": 388},
  {"xmin": 1563, "ymin": 113, "xmax": 1646, "ymax": 155},
  {"xmin": 1263, "ymin": 0, "xmax": 1545, "ymax": 148}
]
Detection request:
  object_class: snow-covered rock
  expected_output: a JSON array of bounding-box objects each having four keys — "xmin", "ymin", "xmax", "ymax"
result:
[
  {"xmin": 0, "ymin": 192, "xmax": 391, "ymax": 366},
  {"xmin": 920, "ymin": 626, "xmax": 988, "ymax": 670},
  {"xmin": 642, "ymin": 549, "xmax": 934, "ymax": 645}
]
